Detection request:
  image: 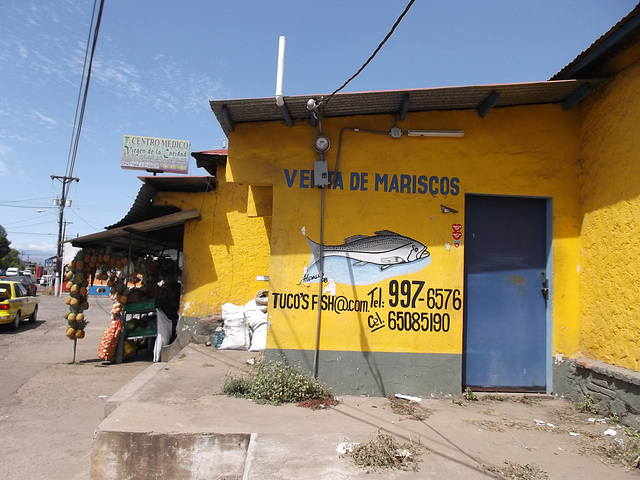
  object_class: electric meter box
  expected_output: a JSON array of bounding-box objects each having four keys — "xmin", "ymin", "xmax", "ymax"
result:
[{"xmin": 313, "ymin": 160, "xmax": 329, "ymax": 187}]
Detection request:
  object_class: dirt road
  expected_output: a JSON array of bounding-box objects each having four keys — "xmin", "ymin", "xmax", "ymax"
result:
[{"xmin": 0, "ymin": 292, "xmax": 152, "ymax": 480}]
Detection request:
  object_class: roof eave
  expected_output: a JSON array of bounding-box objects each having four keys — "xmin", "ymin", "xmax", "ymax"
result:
[
  {"xmin": 552, "ymin": 5, "xmax": 640, "ymax": 80},
  {"xmin": 210, "ymin": 80, "xmax": 603, "ymax": 137}
]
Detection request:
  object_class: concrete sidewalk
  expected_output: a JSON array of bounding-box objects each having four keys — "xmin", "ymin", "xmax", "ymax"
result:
[{"xmin": 90, "ymin": 344, "xmax": 638, "ymax": 479}]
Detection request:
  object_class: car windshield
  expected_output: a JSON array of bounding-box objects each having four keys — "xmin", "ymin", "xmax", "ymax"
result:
[{"xmin": 0, "ymin": 285, "xmax": 11, "ymax": 298}]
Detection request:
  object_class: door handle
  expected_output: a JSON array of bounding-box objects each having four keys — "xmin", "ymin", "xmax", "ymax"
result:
[{"xmin": 541, "ymin": 277, "xmax": 549, "ymax": 301}]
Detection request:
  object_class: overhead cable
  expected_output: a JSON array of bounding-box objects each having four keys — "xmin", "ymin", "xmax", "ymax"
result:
[
  {"xmin": 322, "ymin": 0, "xmax": 416, "ymax": 113},
  {"xmin": 65, "ymin": 0, "xmax": 105, "ymax": 194}
]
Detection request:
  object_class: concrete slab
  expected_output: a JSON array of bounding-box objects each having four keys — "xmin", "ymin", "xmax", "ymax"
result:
[
  {"xmin": 103, "ymin": 362, "xmax": 164, "ymax": 418},
  {"xmin": 91, "ymin": 431, "xmax": 250, "ymax": 479},
  {"xmin": 91, "ymin": 344, "xmax": 640, "ymax": 479}
]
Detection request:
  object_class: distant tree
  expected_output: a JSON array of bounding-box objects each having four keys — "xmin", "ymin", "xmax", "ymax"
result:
[
  {"xmin": 1, "ymin": 249, "xmax": 20, "ymax": 270},
  {"xmin": 0, "ymin": 225, "xmax": 10, "ymax": 260},
  {"xmin": 0, "ymin": 225, "xmax": 11, "ymax": 269}
]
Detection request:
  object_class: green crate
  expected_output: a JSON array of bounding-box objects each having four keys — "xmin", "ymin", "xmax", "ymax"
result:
[
  {"xmin": 124, "ymin": 299, "xmax": 156, "ymax": 313},
  {"xmin": 126, "ymin": 326, "xmax": 157, "ymax": 338}
]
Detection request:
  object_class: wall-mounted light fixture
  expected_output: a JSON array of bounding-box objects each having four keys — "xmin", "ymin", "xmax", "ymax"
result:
[
  {"xmin": 406, "ymin": 130, "xmax": 465, "ymax": 138},
  {"xmin": 440, "ymin": 204, "xmax": 458, "ymax": 214}
]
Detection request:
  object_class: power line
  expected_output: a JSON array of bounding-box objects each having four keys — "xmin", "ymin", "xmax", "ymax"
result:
[
  {"xmin": 66, "ymin": 209, "xmax": 105, "ymax": 231},
  {"xmin": 5, "ymin": 231, "xmax": 57, "ymax": 237},
  {"xmin": 3, "ymin": 218, "xmax": 57, "ymax": 229},
  {"xmin": 66, "ymin": 0, "xmax": 105, "ymax": 182},
  {"xmin": 0, "ymin": 204, "xmax": 55, "ymax": 209},
  {"xmin": 0, "ymin": 196, "xmax": 53, "ymax": 204},
  {"xmin": 322, "ymin": 0, "xmax": 416, "ymax": 113},
  {"xmin": 51, "ymin": 0, "xmax": 105, "ymax": 295}
]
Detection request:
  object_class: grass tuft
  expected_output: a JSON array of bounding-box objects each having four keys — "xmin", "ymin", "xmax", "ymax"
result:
[{"xmin": 222, "ymin": 359, "xmax": 332, "ymax": 405}]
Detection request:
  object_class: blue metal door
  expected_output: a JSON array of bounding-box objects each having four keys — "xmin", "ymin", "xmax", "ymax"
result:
[{"xmin": 463, "ymin": 195, "xmax": 549, "ymax": 391}]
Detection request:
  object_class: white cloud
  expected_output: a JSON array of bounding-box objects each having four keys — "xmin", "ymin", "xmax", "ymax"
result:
[
  {"xmin": 17, "ymin": 42, "xmax": 27, "ymax": 59},
  {"xmin": 0, "ymin": 144, "xmax": 12, "ymax": 177},
  {"xmin": 0, "ymin": 143, "xmax": 29, "ymax": 181},
  {"xmin": 31, "ymin": 110, "xmax": 57, "ymax": 126},
  {"xmin": 93, "ymin": 57, "xmax": 143, "ymax": 98},
  {"xmin": 17, "ymin": 242, "xmax": 56, "ymax": 254},
  {"xmin": 9, "ymin": 241, "xmax": 58, "ymax": 264},
  {"xmin": 90, "ymin": 51, "xmax": 226, "ymax": 117}
]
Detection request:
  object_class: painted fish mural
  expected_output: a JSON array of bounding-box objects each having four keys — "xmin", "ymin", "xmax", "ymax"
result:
[{"xmin": 307, "ymin": 230, "xmax": 429, "ymax": 270}]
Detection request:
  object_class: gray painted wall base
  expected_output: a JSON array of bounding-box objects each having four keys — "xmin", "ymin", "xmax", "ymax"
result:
[
  {"xmin": 161, "ymin": 314, "xmax": 221, "ymax": 362},
  {"xmin": 553, "ymin": 355, "xmax": 640, "ymax": 430},
  {"xmin": 266, "ymin": 348, "xmax": 462, "ymax": 397}
]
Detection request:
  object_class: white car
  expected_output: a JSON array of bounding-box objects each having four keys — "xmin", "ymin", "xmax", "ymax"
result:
[
  {"xmin": 6, "ymin": 267, "xmax": 19, "ymax": 276},
  {"xmin": 39, "ymin": 275, "xmax": 53, "ymax": 286}
]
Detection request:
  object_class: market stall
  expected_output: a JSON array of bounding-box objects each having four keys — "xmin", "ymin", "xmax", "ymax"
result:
[
  {"xmin": 62, "ymin": 247, "xmax": 181, "ymax": 363},
  {"xmin": 65, "ymin": 190, "xmax": 203, "ymax": 362}
]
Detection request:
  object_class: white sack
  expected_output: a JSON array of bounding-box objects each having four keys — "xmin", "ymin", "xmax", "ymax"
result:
[
  {"xmin": 219, "ymin": 302, "xmax": 250, "ymax": 350},
  {"xmin": 254, "ymin": 289, "xmax": 269, "ymax": 311},
  {"xmin": 218, "ymin": 324, "xmax": 250, "ymax": 350},
  {"xmin": 249, "ymin": 323, "xmax": 267, "ymax": 351},
  {"xmin": 244, "ymin": 299, "xmax": 268, "ymax": 331},
  {"xmin": 222, "ymin": 302, "xmax": 244, "ymax": 325}
]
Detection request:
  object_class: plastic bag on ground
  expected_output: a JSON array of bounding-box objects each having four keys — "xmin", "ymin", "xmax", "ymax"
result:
[{"xmin": 153, "ymin": 308, "xmax": 173, "ymax": 362}]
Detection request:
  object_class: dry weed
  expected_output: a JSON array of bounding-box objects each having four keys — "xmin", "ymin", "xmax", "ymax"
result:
[
  {"xmin": 486, "ymin": 461, "xmax": 549, "ymax": 479},
  {"xmin": 388, "ymin": 395, "xmax": 432, "ymax": 420},
  {"xmin": 346, "ymin": 432, "xmax": 422, "ymax": 472}
]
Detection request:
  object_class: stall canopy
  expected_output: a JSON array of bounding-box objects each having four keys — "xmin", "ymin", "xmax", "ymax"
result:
[
  {"xmin": 68, "ymin": 177, "xmax": 213, "ymax": 257},
  {"xmin": 69, "ymin": 208, "xmax": 201, "ymax": 256},
  {"xmin": 69, "ymin": 150, "xmax": 226, "ymax": 257}
]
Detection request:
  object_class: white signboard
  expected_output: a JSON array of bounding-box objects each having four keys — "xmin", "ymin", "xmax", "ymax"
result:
[{"xmin": 121, "ymin": 135, "xmax": 190, "ymax": 174}]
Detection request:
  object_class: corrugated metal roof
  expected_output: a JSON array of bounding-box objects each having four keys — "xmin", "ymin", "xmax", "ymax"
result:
[
  {"xmin": 195, "ymin": 149, "xmax": 228, "ymax": 156},
  {"xmin": 106, "ymin": 183, "xmax": 175, "ymax": 230},
  {"xmin": 552, "ymin": 5, "xmax": 640, "ymax": 80},
  {"xmin": 69, "ymin": 209, "xmax": 201, "ymax": 256},
  {"xmin": 107, "ymin": 176, "xmax": 215, "ymax": 230},
  {"xmin": 83, "ymin": 175, "xmax": 214, "ymax": 255},
  {"xmin": 210, "ymin": 80, "xmax": 602, "ymax": 136},
  {"xmin": 191, "ymin": 150, "xmax": 227, "ymax": 176},
  {"xmin": 139, "ymin": 175, "xmax": 217, "ymax": 193}
]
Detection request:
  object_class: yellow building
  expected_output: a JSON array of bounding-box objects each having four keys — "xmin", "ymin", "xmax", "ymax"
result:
[{"xmin": 208, "ymin": 5, "xmax": 640, "ymax": 409}]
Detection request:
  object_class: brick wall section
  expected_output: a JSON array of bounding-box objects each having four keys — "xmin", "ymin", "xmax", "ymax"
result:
[{"xmin": 554, "ymin": 355, "xmax": 640, "ymax": 430}]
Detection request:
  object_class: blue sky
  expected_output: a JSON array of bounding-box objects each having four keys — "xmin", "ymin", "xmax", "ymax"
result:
[{"xmin": 1, "ymin": 0, "xmax": 637, "ymax": 263}]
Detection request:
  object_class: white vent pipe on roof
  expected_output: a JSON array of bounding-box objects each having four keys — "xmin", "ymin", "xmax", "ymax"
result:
[{"xmin": 275, "ymin": 36, "xmax": 286, "ymax": 107}]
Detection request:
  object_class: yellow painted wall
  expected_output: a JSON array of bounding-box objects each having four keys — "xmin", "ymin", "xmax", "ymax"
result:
[
  {"xmin": 578, "ymin": 59, "xmax": 640, "ymax": 370},
  {"xmin": 227, "ymin": 103, "xmax": 582, "ymax": 357},
  {"xmin": 154, "ymin": 165, "xmax": 271, "ymax": 317}
]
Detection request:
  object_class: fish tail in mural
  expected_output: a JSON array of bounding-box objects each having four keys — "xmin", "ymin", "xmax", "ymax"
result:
[
  {"xmin": 307, "ymin": 237, "xmax": 322, "ymax": 268},
  {"xmin": 304, "ymin": 230, "xmax": 432, "ymax": 286}
]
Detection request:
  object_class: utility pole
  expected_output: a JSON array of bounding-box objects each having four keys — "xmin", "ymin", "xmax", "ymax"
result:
[
  {"xmin": 51, "ymin": 175, "xmax": 79, "ymax": 296},
  {"xmin": 20, "ymin": 252, "xmax": 30, "ymax": 269}
]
